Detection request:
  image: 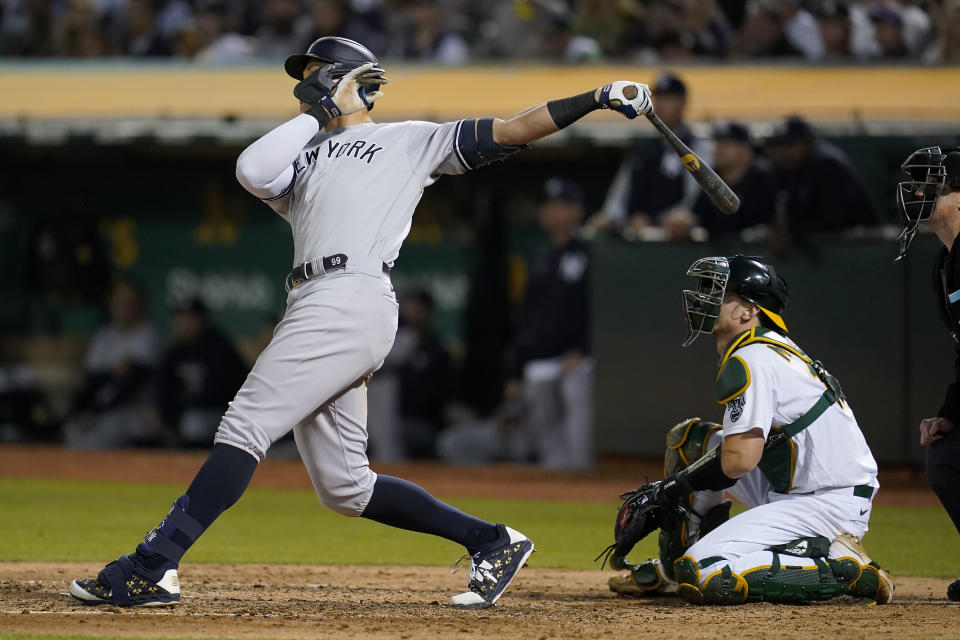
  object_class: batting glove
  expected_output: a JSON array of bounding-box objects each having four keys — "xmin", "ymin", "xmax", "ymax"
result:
[
  {"xmin": 599, "ymin": 81, "xmax": 652, "ymax": 119},
  {"xmin": 332, "ymin": 63, "xmax": 384, "ymax": 114}
]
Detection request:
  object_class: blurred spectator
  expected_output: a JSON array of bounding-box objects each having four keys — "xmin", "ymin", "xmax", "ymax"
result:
[
  {"xmin": 439, "ymin": 177, "xmax": 594, "ymax": 469},
  {"xmin": 296, "ymin": 0, "xmax": 386, "ymax": 56},
  {"xmin": 594, "ymin": 72, "xmax": 705, "ymax": 241},
  {"xmin": 51, "ymin": 0, "xmax": 114, "ymax": 58},
  {"xmin": 764, "ymin": 115, "xmax": 878, "ymax": 239},
  {"xmin": 643, "ymin": 0, "xmax": 732, "ymax": 61},
  {"xmin": 688, "ymin": 122, "xmax": 778, "ymax": 236},
  {"xmin": 816, "ymin": 1, "xmax": 853, "ymax": 59},
  {"xmin": 117, "ymin": 0, "xmax": 173, "ymax": 57},
  {"xmin": 572, "ymin": 0, "xmax": 646, "ymax": 58},
  {"xmin": 0, "ymin": 0, "xmax": 58, "ymax": 55},
  {"xmin": 541, "ymin": 13, "xmax": 604, "ymax": 62},
  {"xmin": 869, "ymin": 2, "xmax": 930, "ymax": 58},
  {"xmin": 508, "ymin": 177, "xmax": 594, "ymax": 471},
  {"xmin": 926, "ymin": 0, "xmax": 960, "ymax": 64},
  {"xmin": 64, "ymin": 280, "xmax": 163, "ymax": 449},
  {"xmin": 736, "ymin": 0, "xmax": 802, "ymax": 57},
  {"xmin": 175, "ymin": 0, "xmax": 256, "ymax": 63},
  {"xmin": 253, "ymin": 0, "xmax": 313, "ymax": 62},
  {"xmin": 0, "ymin": 0, "xmax": 942, "ymax": 63},
  {"xmin": 779, "ymin": 0, "xmax": 825, "ymax": 59},
  {"xmin": 388, "ymin": 0, "xmax": 469, "ymax": 65},
  {"xmin": 155, "ymin": 297, "xmax": 248, "ymax": 447},
  {"xmin": 367, "ymin": 287, "xmax": 452, "ymax": 461}
]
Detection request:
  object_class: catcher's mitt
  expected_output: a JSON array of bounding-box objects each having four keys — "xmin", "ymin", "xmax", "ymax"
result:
[{"xmin": 595, "ymin": 483, "xmax": 662, "ymax": 570}]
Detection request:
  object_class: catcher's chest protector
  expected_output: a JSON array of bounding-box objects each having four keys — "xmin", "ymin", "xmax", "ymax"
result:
[{"xmin": 714, "ymin": 328, "xmax": 846, "ymax": 493}]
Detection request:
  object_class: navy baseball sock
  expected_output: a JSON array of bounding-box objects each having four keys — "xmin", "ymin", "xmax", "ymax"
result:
[
  {"xmin": 362, "ymin": 475, "xmax": 500, "ymax": 555},
  {"xmin": 183, "ymin": 443, "xmax": 259, "ymax": 527},
  {"xmin": 135, "ymin": 443, "xmax": 258, "ymax": 571}
]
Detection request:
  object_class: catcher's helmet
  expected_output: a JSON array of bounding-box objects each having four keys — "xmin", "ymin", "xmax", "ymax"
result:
[
  {"xmin": 285, "ymin": 36, "xmax": 384, "ymax": 81},
  {"xmin": 682, "ymin": 255, "xmax": 789, "ymax": 347},
  {"xmin": 894, "ymin": 146, "xmax": 960, "ymax": 262}
]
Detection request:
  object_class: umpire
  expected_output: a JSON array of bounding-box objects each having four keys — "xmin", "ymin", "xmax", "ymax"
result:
[{"xmin": 895, "ymin": 146, "xmax": 960, "ymax": 601}]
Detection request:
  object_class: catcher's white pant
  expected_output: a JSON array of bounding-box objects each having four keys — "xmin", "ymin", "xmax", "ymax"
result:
[
  {"xmin": 215, "ymin": 262, "xmax": 398, "ymax": 515},
  {"xmin": 683, "ymin": 432, "xmax": 876, "ymax": 581}
]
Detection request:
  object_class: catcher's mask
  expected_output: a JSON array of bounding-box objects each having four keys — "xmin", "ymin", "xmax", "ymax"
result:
[
  {"xmin": 682, "ymin": 256, "xmax": 789, "ymax": 347},
  {"xmin": 895, "ymin": 146, "xmax": 960, "ymax": 262}
]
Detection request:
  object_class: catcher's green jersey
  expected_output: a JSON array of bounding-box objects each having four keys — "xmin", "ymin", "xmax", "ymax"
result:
[{"xmin": 715, "ymin": 328, "xmax": 877, "ymax": 494}]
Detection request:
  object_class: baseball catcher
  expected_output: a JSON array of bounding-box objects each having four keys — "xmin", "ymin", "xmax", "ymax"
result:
[{"xmin": 603, "ymin": 256, "xmax": 894, "ymax": 605}]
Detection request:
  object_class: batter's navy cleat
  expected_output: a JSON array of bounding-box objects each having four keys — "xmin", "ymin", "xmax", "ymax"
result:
[
  {"xmin": 829, "ymin": 533, "xmax": 894, "ymax": 604},
  {"xmin": 450, "ymin": 524, "xmax": 534, "ymax": 609},
  {"xmin": 69, "ymin": 494, "xmax": 201, "ymax": 607},
  {"xmin": 69, "ymin": 554, "xmax": 180, "ymax": 606}
]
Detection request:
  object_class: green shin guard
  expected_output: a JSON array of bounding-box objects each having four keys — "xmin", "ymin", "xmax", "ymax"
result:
[
  {"xmin": 743, "ymin": 553, "xmax": 878, "ymax": 604},
  {"xmin": 675, "ymin": 551, "xmax": 874, "ymax": 606},
  {"xmin": 674, "ymin": 555, "xmax": 747, "ymax": 605}
]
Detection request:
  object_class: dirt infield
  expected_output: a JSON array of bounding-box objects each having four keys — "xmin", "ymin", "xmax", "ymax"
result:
[
  {"xmin": 2, "ymin": 445, "xmax": 957, "ymax": 639},
  {"xmin": 0, "ymin": 563, "xmax": 958, "ymax": 640}
]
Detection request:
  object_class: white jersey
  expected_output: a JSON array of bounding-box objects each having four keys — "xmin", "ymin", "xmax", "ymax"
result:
[
  {"xmin": 267, "ymin": 119, "xmax": 467, "ymax": 266},
  {"xmin": 718, "ymin": 328, "xmax": 877, "ymax": 494}
]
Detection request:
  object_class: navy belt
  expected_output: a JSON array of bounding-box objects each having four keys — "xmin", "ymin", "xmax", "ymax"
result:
[{"xmin": 285, "ymin": 254, "xmax": 391, "ymax": 292}]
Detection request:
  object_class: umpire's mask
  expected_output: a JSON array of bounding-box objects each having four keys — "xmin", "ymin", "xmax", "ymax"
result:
[
  {"xmin": 681, "ymin": 256, "xmax": 730, "ymax": 347},
  {"xmin": 895, "ymin": 146, "xmax": 960, "ymax": 262}
]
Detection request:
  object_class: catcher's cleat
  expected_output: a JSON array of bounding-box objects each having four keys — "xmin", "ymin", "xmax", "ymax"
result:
[
  {"xmin": 609, "ymin": 560, "xmax": 678, "ymax": 597},
  {"xmin": 69, "ymin": 554, "xmax": 180, "ymax": 607},
  {"xmin": 829, "ymin": 533, "xmax": 894, "ymax": 604},
  {"xmin": 609, "ymin": 573, "xmax": 648, "ymax": 596},
  {"xmin": 450, "ymin": 524, "xmax": 534, "ymax": 609}
]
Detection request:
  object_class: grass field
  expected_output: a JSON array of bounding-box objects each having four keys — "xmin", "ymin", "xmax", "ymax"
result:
[{"xmin": 2, "ymin": 476, "xmax": 959, "ymax": 577}]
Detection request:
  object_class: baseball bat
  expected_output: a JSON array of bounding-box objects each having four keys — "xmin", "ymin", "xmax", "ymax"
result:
[{"xmin": 644, "ymin": 112, "xmax": 741, "ymax": 215}]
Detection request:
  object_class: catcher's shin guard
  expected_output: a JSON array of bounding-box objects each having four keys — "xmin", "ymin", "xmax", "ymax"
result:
[{"xmin": 675, "ymin": 556, "xmax": 747, "ymax": 605}]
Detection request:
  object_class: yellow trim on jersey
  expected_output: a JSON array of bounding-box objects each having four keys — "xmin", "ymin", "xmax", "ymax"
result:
[
  {"xmin": 719, "ymin": 328, "xmax": 813, "ymax": 372},
  {"xmin": 757, "ymin": 305, "xmax": 788, "ymax": 332},
  {"xmin": 716, "ymin": 355, "xmax": 752, "ymax": 404}
]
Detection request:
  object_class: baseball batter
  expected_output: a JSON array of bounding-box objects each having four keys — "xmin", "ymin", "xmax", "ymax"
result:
[
  {"xmin": 69, "ymin": 36, "xmax": 653, "ymax": 609},
  {"xmin": 606, "ymin": 256, "xmax": 894, "ymax": 605}
]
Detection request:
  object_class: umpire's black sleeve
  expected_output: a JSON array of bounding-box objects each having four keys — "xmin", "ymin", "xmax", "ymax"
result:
[{"xmin": 938, "ymin": 343, "xmax": 960, "ymax": 424}]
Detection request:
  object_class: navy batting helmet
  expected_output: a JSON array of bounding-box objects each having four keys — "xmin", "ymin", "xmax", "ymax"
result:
[{"xmin": 284, "ymin": 36, "xmax": 384, "ymax": 82}]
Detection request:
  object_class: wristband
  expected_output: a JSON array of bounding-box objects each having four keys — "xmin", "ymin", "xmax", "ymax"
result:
[{"xmin": 546, "ymin": 90, "xmax": 600, "ymax": 130}]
